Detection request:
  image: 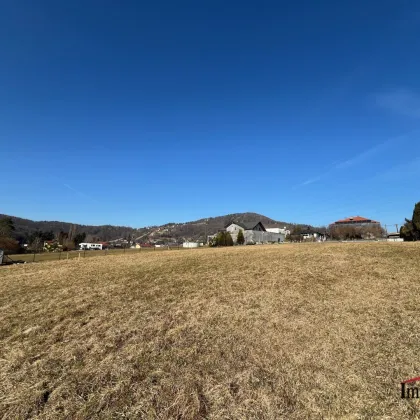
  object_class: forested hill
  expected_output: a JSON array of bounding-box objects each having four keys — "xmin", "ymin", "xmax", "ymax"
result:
[
  {"xmin": 168, "ymin": 213, "xmax": 293, "ymax": 241},
  {"xmin": 1, "ymin": 212, "xmax": 307, "ymax": 243},
  {"xmin": 0, "ymin": 214, "xmax": 138, "ymax": 243}
]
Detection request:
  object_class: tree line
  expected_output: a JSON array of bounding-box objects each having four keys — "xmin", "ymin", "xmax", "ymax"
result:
[
  {"xmin": 0, "ymin": 214, "xmax": 139, "ymax": 243},
  {"xmin": 327, "ymin": 224, "xmax": 385, "ymax": 241},
  {"xmin": 287, "ymin": 222, "xmax": 385, "ymax": 241},
  {"xmin": 0, "ymin": 217, "xmax": 88, "ymax": 253}
]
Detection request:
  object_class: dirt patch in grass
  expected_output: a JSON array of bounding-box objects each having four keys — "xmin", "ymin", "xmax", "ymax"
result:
[{"xmin": 1, "ymin": 243, "xmax": 420, "ymax": 418}]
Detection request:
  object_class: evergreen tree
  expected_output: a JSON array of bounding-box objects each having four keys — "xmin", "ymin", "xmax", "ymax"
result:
[
  {"xmin": 412, "ymin": 202, "xmax": 420, "ymax": 240},
  {"xmin": 214, "ymin": 231, "xmax": 234, "ymax": 246},
  {"xmin": 237, "ymin": 229, "xmax": 245, "ymax": 245},
  {"xmin": 400, "ymin": 224, "xmax": 413, "ymax": 241},
  {"xmin": 400, "ymin": 202, "xmax": 420, "ymax": 241},
  {"xmin": 225, "ymin": 232, "xmax": 234, "ymax": 246},
  {"xmin": 217, "ymin": 231, "xmax": 226, "ymax": 246}
]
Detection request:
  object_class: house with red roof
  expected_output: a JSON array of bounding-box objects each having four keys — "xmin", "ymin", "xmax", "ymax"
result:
[{"xmin": 333, "ymin": 216, "xmax": 380, "ymax": 226}]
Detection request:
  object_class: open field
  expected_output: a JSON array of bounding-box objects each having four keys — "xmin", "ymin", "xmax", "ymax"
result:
[
  {"xmin": 6, "ymin": 246, "xmax": 186, "ymax": 264},
  {"xmin": 1, "ymin": 243, "xmax": 420, "ymax": 419}
]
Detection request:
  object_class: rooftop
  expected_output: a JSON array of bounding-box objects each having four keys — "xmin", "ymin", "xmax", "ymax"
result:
[
  {"xmin": 225, "ymin": 221, "xmax": 266, "ymax": 231},
  {"xmin": 334, "ymin": 216, "xmax": 379, "ymax": 224}
]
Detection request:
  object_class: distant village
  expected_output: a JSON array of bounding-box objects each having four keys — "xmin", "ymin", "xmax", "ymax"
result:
[
  {"xmin": 2, "ymin": 201, "xmax": 419, "ymax": 258},
  {"xmin": 41, "ymin": 215, "xmax": 403, "ymax": 252}
]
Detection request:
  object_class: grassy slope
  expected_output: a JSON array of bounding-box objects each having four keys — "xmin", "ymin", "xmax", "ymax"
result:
[{"xmin": 1, "ymin": 243, "xmax": 420, "ymax": 419}]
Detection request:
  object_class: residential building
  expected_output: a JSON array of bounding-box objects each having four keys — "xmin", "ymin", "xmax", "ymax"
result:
[
  {"xmin": 333, "ymin": 216, "xmax": 380, "ymax": 227},
  {"xmin": 300, "ymin": 231, "xmax": 327, "ymax": 241},
  {"xmin": 183, "ymin": 242, "xmax": 202, "ymax": 248},
  {"xmin": 330, "ymin": 215, "xmax": 384, "ymax": 240},
  {"xmin": 79, "ymin": 243, "xmax": 104, "ymax": 250},
  {"xmin": 225, "ymin": 221, "xmax": 285, "ymax": 244}
]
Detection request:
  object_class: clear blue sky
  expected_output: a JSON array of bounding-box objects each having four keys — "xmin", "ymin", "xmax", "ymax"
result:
[{"xmin": 1, "ymin": 0, "xmax": 420, "ymax": 228}]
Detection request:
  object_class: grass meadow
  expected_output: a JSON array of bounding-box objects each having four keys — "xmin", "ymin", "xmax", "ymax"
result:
[
  {"xmin": 1, "ymin": 242, "xmax": 420, "ymax": 419},
  {"xmin": 6, "ymin": 246, "xmax": 185, "ymax": 264}
]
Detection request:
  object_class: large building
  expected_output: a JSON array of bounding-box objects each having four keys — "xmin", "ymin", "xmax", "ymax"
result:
[
  {"xmin": 333, "ymin": 216, "xmax": 380, "ymax": 227},
  {"xmin": 225, "ymin": 221, "xmax": 285, "ymax": 244}
]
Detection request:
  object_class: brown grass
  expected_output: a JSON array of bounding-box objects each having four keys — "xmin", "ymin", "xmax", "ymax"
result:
[
  {"xmin": 7, "ymin": 246, "xmax": 185, "ymax": 264},
  {"xmin": 1, "ymin": 243, "xmax": 420, "ymax": 419}
]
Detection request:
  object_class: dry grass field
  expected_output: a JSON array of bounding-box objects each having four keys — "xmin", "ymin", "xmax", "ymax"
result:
[
  {"xmin": 1, "ymin": 243, "xmax": 420, "ymax": 419},
  {"xmin": 6, "ymin": 246, "xmax": 185, "ymax": 264}
]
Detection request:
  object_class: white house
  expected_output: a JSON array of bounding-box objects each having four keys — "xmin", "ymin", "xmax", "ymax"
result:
[
  {"xmin": 79, "ymin": 243, "xmax": 104, "ymax": 250},
  {"xmin": 183, "ymin": 242, "xmax": 202, "ymax": 248},
  {"xmin": 300, "ymin": 232, "xmax": 327, "ymax": 242},
  {"xmin": 225, "ymin": 221, "xmax": 285, "ymax": 244}
]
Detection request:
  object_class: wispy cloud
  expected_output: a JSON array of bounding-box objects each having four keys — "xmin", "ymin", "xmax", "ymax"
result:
[
  {"xmin": 333, "ymin": 130, "xmax": 417, "ymax": 171},
  {"xmin": 300, "ymin": 176, "xmax": 322, "ymax": 186},
  {"xmin": 63, "ymin": 184, "xmax": 99, "ymax": 203},
  {"xmin": 375, "ymin": 157, "xmax": 420, "ymax": 182},
  {"xmin": 334, "ymin": 137, "xmax": 397, "ymax": 170},
  {"xmin": 296, "ymin": 130, "xmax": 419, "ymax": 188},
  {"xmin": 376, "ymin": 89, "xmax": 420, "ymax": 118},
  {"xmin": 295, "ymin": 172, "xmax": 331, "ymax": 189}
]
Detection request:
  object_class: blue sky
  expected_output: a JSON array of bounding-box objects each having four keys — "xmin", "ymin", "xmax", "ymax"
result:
[{"xmin": 1, "ymin": 0, "xmax": 420, "ymax": 228}]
